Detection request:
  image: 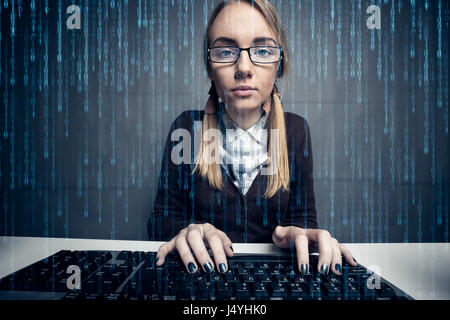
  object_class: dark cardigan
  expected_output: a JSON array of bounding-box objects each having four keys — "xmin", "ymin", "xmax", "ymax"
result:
[{"xmin": 148, "ymin": 109, "xmax": 318, "ymax": 243}]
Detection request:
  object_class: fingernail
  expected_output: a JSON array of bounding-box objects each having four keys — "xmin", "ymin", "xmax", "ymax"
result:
[
  {"xmin": 219, "ymin": 263, "xmax": 227, "ymax": 273},
  {"xmin": 300, "ymin": 264, "xmax": 309, "ymax": 275},
  {"xmin": 320, "ymin": 264, "xmax": 329, "ymax": 275},
  {"xmin": 230, "ymin": 246, "xmax": 234, "ymax": 252},
  {"xmin": 155, "ymin": 256, "xmax": 160, "ymax": 264},
  {"xmin": 353, "ymin": 258, "xmax": 358, "ymax": 263},
  {"xmin": 204, "ymin": 262, "xmax": 213, "ymax": 273},
  {"xmin": 335, "ymin": 264, "xmax": 341, "ymax": 274},
  {"xmin": 188, "ymin": 262, "xmax": 196, "ymax": 273}
]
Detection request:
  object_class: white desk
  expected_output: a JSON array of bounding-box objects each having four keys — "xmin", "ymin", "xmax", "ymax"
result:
[{"xmin": 0, "ymin": 237, "xmax": 449, "ymax": 300}]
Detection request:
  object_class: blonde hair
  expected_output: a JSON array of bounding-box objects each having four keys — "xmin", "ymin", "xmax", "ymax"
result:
[{"xmin": 193, "ymin": 0, "xmax": 290, "ymax": 198}]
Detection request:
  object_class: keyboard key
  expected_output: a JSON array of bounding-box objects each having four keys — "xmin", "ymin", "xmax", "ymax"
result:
[
  {"xmin": 235, "ymin": 283, "xmax": 251, "ymax": 300},
  {"xmin": 196, "ymin": 289, "xmax": 211, "ymax": 300},
  {"xmin": 322, "ymin": 282, "xmax": 341, "ymax": 300},
  {"xmin": 288, "ymin": 283, "xmax": 306, "ymax": 299},
  {"xmin": 260, "ymin": 274, "xmax": 272, "ymax": 283},
  {"xmin": 85, "ymin": 279, "xmax": 97, "ymax": 293},
  {"xmin": 254, "ymin": 283, "xmax": 270, "ymax": 300},
  {"xmin": 85, "ymin": 293, "xmax": 104, "ymax": 300},
  {"xmin": 215, "ymin": 289, "xmax": 232, "ymax": 300},
  {"xmin": 211, "ymin": 274, "xmax": 222, "ymax": 282},
  {"xmin": 225, "ymin": 273, "xmax": 238, "ymax": 283},
  {"xmin": 235, "ymin": 282, "xmax": 249, "ymax": 292},
  {"xmin": 270, "ymin": 269, "xmax": 282, "ymax": 276},
  {"xmin": 176, "ymin": 288, "xmax": 192, "ymax": 300},
  {"xmin": 254, "ymin": 267, "xmax": 267, "ymax": 275},
  {"xmin": 117, "ymin": 251, "xmax": 132, "ymax": 261},
  {"xmin": 329, "ymin": 274, "xmax": 341, "ymax": 284},
  {"xmin": 343, "ymin": 282, "xmax": 360, "ymax": 300},
  {"xmin": 241, "ymin": 274, "xmax": 255, "ymax": 283},
  {"xmin": 141, "ymin": 267, "xmax": 156, "ymax": 282},
  {"xmin": 293, "ymin": 274, "xmax": 308, "ymax": 285},
  {"xmin": 112, "ymin": 272, "xmax": 125, "ymax": 286},
  {"xmin": 270, "ymin": 282, "xmax": 286, "ymax": 298},
  {"xmin": 102, "ymin": 280, "xmax": 114, "ymax": 293},
  {"xmin": 146, "ymin": 293, "xmax": 161, "ymax": 300},
  {"xmin": 63, "ymin": 291, "xmax": 82, "ymax": 300},
  {"xmin": 104, "ymin": 293, "xmax": 120, "ymax": 301},
  {"xmin": 237, "ymin": 267, "xmax": 249, "ymax": 275}
]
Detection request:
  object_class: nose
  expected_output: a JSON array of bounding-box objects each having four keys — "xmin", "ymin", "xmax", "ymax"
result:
[{"xmin": 235, "ymin": 49, "xmax": 253, "ymax": 76}]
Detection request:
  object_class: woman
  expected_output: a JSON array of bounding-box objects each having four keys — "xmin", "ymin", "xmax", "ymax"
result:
[{"xmin": 150, "ymin": 0, "xmax": 357, "ymax": 277}]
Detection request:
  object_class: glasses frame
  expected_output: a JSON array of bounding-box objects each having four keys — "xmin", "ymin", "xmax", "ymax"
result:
[{"xmin": 207, "ymin": 44, "xmax": 284, "ymax": 64}]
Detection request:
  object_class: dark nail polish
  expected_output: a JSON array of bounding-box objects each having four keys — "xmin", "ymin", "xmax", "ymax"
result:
[
  {"xmin": 300, "ymin": 264, "xmax": 309, "ymax": 275},
  {"xmin": 204, "ymin": 262, "xmax": 213, "ymax": 273},
  {"xmin": 353, "ymin": 258, "xmax": 358, "ymax": 263},
  {"xmin": 335, "ymin": 264, "xmax": 341, "ymax": 274},
  {"xmin": 219, "ymin": 263, "xmax": 227, "ymax": 273},
  {"xmin": 230, "ymin": 246, "xmax": 234, "ymax": 252},
  {"xmin": 188, "ymin": 262, "xmax": 196, "ymax": 273},
  {"xmin": 320, "ymin": 264, "xmax": 329, "ymax": 275}
]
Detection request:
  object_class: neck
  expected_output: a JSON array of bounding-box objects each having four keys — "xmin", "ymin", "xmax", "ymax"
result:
[
  {"xmin": 226, "ymin": 107, "xmax": 261, "ymax": 131},
  {"xmin": 223, "ymin": 99, "xmax": 270, "ymax": 131}
]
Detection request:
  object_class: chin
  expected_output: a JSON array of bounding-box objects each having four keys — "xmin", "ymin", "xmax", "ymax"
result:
[
  {"xmin": 231, "ymin": 100, "xmax": 259, "ymax": 108},
  {"xmin": 229, "ymin": 97, "xmax": 260, "ymax": 108}
]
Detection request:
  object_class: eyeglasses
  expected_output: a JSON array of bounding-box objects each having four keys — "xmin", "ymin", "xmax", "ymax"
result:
[{"xmin": 208, "ymin": 45, "xmax": 283, "ymax": 64}]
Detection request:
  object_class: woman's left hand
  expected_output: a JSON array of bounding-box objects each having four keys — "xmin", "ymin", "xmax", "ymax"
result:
[{"xmin": 272, "ymin": 226, "xmax": 358, "ymax": 276}]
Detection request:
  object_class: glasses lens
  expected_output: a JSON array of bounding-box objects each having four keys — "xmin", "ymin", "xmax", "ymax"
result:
[
  {"xmin": 210, "ymin": 47, "xmax": 239, "ymax": 63},
  {"xmin": 250, "ymin": 46, "xmax": 281, "ymax": 63},
  {"xmin": 210, "ymin": 46, "xmax": 281, "ymax": 63}
]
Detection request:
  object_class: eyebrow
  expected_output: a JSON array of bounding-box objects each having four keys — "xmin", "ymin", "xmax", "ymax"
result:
[{"xmin": 211, "ymin": 36, "xmax": 278, "ymax": 47}]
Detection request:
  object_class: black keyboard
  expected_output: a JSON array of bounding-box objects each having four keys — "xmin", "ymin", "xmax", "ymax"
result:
[{"xmin": 0, "ymin": 250, "xmax": 413, "ymax": 300}]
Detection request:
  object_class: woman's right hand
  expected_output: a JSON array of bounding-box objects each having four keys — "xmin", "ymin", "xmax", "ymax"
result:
[{"xmin": 155, "ymin": 223, "xmax": 234, "ymax": 274}]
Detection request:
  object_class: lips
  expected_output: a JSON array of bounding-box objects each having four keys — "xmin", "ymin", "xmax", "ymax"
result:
[
  {"xmin": 232, "ymin": 90, "xmax": 255, "ymax": 97},
  {"xmin": 232, "ymin": 85, "xmax": 256, "ymax": 97},
  {"xmin": 232, "ymin": 85, "xmax": 255, "ymax": 91}
]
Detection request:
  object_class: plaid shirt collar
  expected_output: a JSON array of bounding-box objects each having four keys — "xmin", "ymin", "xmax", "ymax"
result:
[{"xmin": 217, "ymin": 101, "xmax": 269, "ymax": 145}]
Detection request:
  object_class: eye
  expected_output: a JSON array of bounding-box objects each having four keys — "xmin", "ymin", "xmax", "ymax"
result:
[
  {"xmin": 257, "ymin": 49, "xmax": 269, "ymax": 56},
  {"xmin": 217, "ymin": 48, "xmax": 237, "ymax": 57},
  {"xmin": 219, "ymin": 50, "xmax": 232, "ymax": 57},
  {"xmin": 254, "ymin": 47, "xmax": 273, "ymax": 56}
]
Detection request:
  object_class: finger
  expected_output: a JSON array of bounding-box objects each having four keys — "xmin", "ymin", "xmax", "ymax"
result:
[
  {"xmin": 330, "ymin": 238, "xmax": 343, "ymax": 275},
  {"xmin": 308, "ymin": 229, "xmax": 333, "ymax": 275},
  {"xmin": 294, "ymin": 232, "xmax": 310, "ymax": 274},
  {"xmin": 155, "ymin": 238, "xmax": 176, "ymax": 266},
  {"xmin": 175, "ymin": 235, "xmax": 198, "ymax": 274},
  {"xmin": 338, "ymin": 243, "xmax": 358, "ymax": 266},
  {"xmin": 216, "ymin": 229, "xmax": 234, "ymax": 257},
  {"xmin": 205, "ymin": 230, "xmax": 228, "ymax": 273},
  {"xmin": 272, "ymin": 226, "xmax": 291, "ymax": 248},
  {"xmin": 186, "ymin": 227, "xmax": 215, "ymax": 273}
]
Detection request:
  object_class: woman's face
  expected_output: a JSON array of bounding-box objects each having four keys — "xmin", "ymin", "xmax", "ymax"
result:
[{"xmin": 208, "ymin": 2, "xmax": 280, "ymax": 114}]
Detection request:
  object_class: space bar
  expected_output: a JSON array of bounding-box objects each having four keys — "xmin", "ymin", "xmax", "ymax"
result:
[{"xmin": 0, "ymin": 290, "xmax": 67, "ymax": 300}]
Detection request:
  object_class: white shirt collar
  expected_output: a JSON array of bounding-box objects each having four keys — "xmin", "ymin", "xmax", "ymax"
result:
[{"xmin": 218, "ymin": 102, "xmax": 268, "ymax": 146}]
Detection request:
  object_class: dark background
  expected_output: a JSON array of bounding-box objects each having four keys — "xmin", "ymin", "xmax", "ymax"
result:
[{"xmin": 0, "ymin": 0, "xmax": 448, "ymax": 242}]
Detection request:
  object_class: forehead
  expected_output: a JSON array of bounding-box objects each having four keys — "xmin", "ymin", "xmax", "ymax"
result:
[{"xmin": 210, "ymin": 2, "xmax": 277, "ymax": 45}]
